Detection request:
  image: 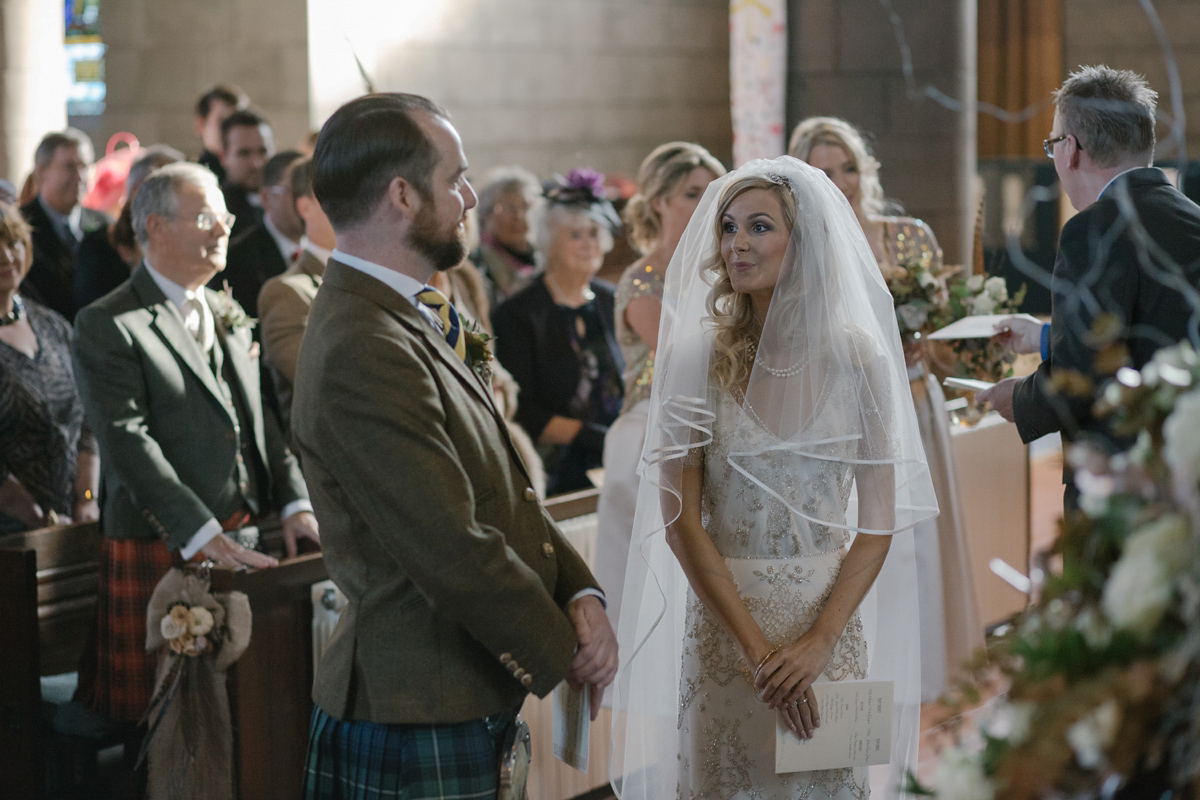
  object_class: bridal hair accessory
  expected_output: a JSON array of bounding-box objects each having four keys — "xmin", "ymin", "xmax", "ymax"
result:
[
  {"xmin": 544, "ymin": 168, "xmax": 622, "ymax": 233},
  {"xmin": 139, "ymin": 565, "xmax": 252, "ymax": 800}
]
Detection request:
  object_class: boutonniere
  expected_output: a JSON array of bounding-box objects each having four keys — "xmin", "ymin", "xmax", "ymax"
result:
[
  {"xmin": 210, "ymin": 284, "xmax": 257, "ymax": 334},
  {"xmin": 463, "ymin": 318, "xmax": 494, "ymax": 383}
]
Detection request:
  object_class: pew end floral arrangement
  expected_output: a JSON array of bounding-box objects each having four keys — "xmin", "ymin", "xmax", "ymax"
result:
[{"xmin": 914, "ymin": 337, "xmax": 1200, "ymax": 800}]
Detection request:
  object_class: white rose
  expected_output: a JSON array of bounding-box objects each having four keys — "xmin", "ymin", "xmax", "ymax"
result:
[
  {"xmin": 917, "ymin": 269, "xmax": 938, "ymax": 289},
  {"xmin": 970, "ymin": 294, "xmax": 996, "ymax": 316},
  {"xmin": 1065, "ymin": 700, "xmax": 1120, "ymax": 770},
  {"xmin": 966, "ymin": 274, "xmax": 984, "ymax": 292},
  {"xmin": 187, "ymin": 605, "xmax": 215, "ymax": 636},
  {"xmin": 1074, "ymin": 606, "xmax": 1113, "ymax": 649},
  {"xmin": 1164, "ymin": 389, "xmax": 1200, "ymax": 482},
  {"xmin": 982, "ymin": 700, "xmax": 1035, "ymax": 745},
  {"xmin": 1102, "ymin": 547, "xmax": 1173, "ymax": 631},
  {"xmin": 160, "ymin": 614, "xmax": 187, "ymax": 640},
  {"xmin": 984, "ymin": 276, "xmax": 1008, "ymax": 303},
  {"xmin": 897, "ymin": 302, "xmax": 929, "ymax": 331},
  {"xmin": 1123, "ymin": 514, "xmax": 1191, "ymax": 573},
  {"xmin": 932, "ymin": 746, "xmax": 995, "ymax": 800}
]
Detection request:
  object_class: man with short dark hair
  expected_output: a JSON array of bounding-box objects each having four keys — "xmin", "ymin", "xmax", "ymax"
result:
[
  {"xmin": 194, "ymin": 84, "xmax": 248, "ymax": 184},
  {"xmin": 72, "ymin": 162, "xmax": 319, "ymax": 760},
  {"xmin": 214, "ymin": 149, "xmax": 305, "ymax": 315},
  {"xmin": 980, "ymin": 66, "xmax": 1200, "ymax": 509},
  {"xmin": 20, "ymin": 130, "xmax": 109, "ymax": 319},
  {"xmin": 294, "ymin": 93, "xmax": 617, "ymax": 798},
  {"xmin": 219, "ymin": 109, "xmax": 274, "ymax": 238}
]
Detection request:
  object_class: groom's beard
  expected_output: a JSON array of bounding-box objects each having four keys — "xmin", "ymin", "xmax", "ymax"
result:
[{"xmin": 408, "ymin": 204, "xmax": 468, "ymax": 272}]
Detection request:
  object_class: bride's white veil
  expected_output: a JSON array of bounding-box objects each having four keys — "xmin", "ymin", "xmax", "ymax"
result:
[{"xmin": 609, "ymin": 157, "xmax": 937, "ymax": 799}]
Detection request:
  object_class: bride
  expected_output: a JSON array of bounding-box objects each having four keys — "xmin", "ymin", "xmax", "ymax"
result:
[{"xmin": 610, "ymin": 157, "xmax": 937, "ymax": 799}]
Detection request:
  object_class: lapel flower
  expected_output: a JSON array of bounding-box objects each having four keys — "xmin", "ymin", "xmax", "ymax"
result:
[
  {"xmin": 462, "ymin": 318, "xmax": 494, "ymax": 384},
  {"xmin": 210, "ymin": 283, "xmax": 257, "ymax": 333}
]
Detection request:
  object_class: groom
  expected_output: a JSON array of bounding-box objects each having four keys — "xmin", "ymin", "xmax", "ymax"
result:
[{"xmin": 293, "ymin": 93, "xmax": 617, "ymax": 798}]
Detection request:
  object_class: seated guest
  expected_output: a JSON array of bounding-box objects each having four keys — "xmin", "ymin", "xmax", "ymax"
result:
[
  {"xmin": 215, "ymin": 150, "xmax": 304, "ymax": 315},
  {"xmin": 194, "ymin": 84, "xmax": 248, "ymax": 185},
  {"xmin": 470, "ymin": 166, "xmax": 540, "ymax": 305},
  {"xmin": 71, "ymin": 163, "xmax": 318, "ymax": 751},
  {"xmin": 979, "ymin": 67, "xmax": 1200, "ymax": 510},
  {"xmin": 493, "ymin": 170, "xmax": 624, "ymax": 495},
  {"xmin": 74, "ymin": 145, "xmax": 184, "ymax": 309},
  {"xmin": 219, "ymin": 109, "xmax": 275, "ymax": 239},
  {"xmin": 0, "ymin": 203, "xmax": 99, "ymax": 533},
  {"xmin": 19, "ymin": 130, "xmax": 110, "ymax": 320},
  {"xmin": 258, "ymin": 157, "xmax": 333, "ymax": 431}
]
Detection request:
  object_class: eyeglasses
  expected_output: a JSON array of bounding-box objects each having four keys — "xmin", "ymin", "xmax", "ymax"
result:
[
  {"xmin": 194, "ymin": 210, "xmax": 236, "ymax": 231},
  {"xmin": 1043, "ymin": 134, "xmax": 1082, "ymax": 158}
]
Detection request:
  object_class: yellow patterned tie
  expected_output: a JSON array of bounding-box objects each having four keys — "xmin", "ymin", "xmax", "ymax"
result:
[{"xmin": 415, "ymin": 285, "xmax": 466, "ymax": 361}]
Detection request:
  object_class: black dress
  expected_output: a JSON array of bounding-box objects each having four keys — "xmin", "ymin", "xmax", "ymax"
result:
[
  {"xmin": 493, "ymin": 275, "xmax": 624, "ymax": 495},
  {"xmin": 0, "ymin": 299, "xmax": 95, "ymax": 533}
]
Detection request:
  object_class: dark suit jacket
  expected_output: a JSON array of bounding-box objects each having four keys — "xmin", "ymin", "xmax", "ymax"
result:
[
  {"xmin": 20, "ymin": 198, "xmax": 110, "ymax": 320},
  {"xmin": 210, "ymin": 220, "xmax": 289, "ymax": 317},
  {"xmin": 221, "ymin": 182, "xmax": 262, "ymax": 241},
  {"xmin": 74, "ymin": 226, "xmax": 132, "ymax": 310},
  {"xmin": 197, "ymin": 149, "xmax": 226, "ymax": 185},
  {"xmin": 72, "ymin": 264, "xmax": 308, "ymax": 551},
  {"xmin": 1013, "ymin": 168, "xmax": 1200, "ymax": 460},
  {"xmin": 292, "ymin": 259, "xmax": 598, "ymax": 724}
]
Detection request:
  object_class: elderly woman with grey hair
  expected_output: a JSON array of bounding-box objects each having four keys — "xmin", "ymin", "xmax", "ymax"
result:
[
  {"xmin": 74, "ymin": 144, "xmax": 185, "ymax": 309},
  {"xmin": 469, "ymin": 165, "xmax": 540, "ymax": 305},
  {"xmin": 492, "ymin": 169, "xmax": 625, "ymax": 496}
]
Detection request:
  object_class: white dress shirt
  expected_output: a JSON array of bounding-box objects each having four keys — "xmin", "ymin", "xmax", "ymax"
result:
[
  {"xmin": 301, "ymin": 237, "xmax": 332, "ymax": 266},
  {"xmin": 264, "ymin": 216, "xmax": 301, "ymax": 264},
  {"xmin": 143, "ymin": 262, "xmax": 312, "ymax": 558}
]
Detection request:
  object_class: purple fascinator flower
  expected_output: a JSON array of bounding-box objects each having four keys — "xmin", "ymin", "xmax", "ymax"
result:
[
  {"xmin": 544, "ymin": 167, "xmax": 622, "ymax": 233},
  {"xmin": 564, "ymin": 168, "xmax": 606, "ymax": 196}
]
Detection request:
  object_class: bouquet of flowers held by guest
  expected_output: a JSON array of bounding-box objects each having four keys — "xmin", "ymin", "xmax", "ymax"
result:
[{"xmin": 915, "ymin": 339, "xmax": 1200, "ymax": 800}]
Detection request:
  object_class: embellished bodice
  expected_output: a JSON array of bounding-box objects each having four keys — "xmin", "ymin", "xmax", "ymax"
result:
[
  {"xmin": 879, "ymin": 216, "xmax": 942, "ymax": 273},
  {"xmin": 615, "ymin": 262, "xmax": 665, "ymax": 412},
  {"xmin": 698, "ymin": 387, "xmax": 858, "ymax": 559}
]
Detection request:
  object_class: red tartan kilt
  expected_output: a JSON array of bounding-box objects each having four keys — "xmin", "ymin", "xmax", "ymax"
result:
[{"xmin": 78, "ymin": 538, "xmax": 175, "ymax": 724}]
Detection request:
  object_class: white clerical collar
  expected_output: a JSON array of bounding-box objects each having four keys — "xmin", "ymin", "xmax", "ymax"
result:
[
  {"xmin": 143, "ymin": 260, "xmax": 208, "ymax": 311},
  {"xmin": 331, "ymin": 249, "xmax": 427, "ymax": 307},
  {"xmin": 301, "ymin": 236, "xmax": 332, "ymax": 265},
  {"xmin": 263, "ymin": 215, "xmax": 300, "ymax": 263},
  {"xmin": 1097, "ymin": 166, "xmax": 1157, "ymax": 203}
]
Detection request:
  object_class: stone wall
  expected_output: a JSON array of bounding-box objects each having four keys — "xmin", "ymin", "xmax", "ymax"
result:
[
  {"xmin": 96, "ymin": 0, "xmax": 311, "ymax": 161},
  {"xmin": 786, "ymin": 0, "xmax": 977, "ymax": 264},
  {"xmin": 1063, "ymin": 0, "xmax": 1200, "ymax": 162},
  {"xmin": 306, "ymin": 0, "xmax": 732, "ymax": 179},
  {"xmin": 0, "ymin": 0, "xmax": 68, "ymax": 184}
]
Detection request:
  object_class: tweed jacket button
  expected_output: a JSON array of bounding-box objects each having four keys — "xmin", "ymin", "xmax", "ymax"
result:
[
  {"xmin": 507, "ymin": 661, "xmax": 519, "ymax": 673},
  {"xmin": 520, "ymin": 674, "xmax": 533, "ymax": 688},
  {"xmin": 513, "ymin": 668, "xmax": 526, "ymax": 680},
  {"xmin": 499, "ymin": 653, "xmax": 512, "ymax": 665},
  {"xmin": 523, "ymin": 487, "xmax": 537, "ymax": 502},
  {"xmin": 541, "ymin": 542, "xmax": 554, "ymax": 558}
]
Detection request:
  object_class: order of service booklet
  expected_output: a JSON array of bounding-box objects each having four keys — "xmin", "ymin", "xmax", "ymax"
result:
[
  {"xmin": 776, "ymin": 680, "xmax": 894, "ymax": 774},
  {"xmin": 553, "ymin": 682, "xmax": 590, "ymax": 772}
]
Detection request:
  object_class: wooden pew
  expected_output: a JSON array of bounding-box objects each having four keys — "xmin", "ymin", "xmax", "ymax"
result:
[{"xmin": 0, "ymin": 521, "xmax": 105, "ymax": 800}]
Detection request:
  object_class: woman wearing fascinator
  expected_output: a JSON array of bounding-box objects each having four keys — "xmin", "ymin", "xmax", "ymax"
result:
[
  {"xmin": 610, "ymin": 157, "xmax": 937, "ymax": 799},
  {"xmin": 493, "ymin": 169, "xmax": 625, "ymax": 495}
]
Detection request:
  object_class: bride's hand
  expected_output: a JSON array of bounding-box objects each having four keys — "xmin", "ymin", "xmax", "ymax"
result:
[
  {"xmin": 755, "ymin": 627, "xmax": 836, "ymax": 712},
  {"xmin": 776, "ymin": 683, "xmax": 820, "ymax": 739}
]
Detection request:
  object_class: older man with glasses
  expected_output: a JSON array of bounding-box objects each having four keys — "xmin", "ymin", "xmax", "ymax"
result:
[
  {"xmin": 71, "ymin": 162, "xmax": 319, "ymax": 784},
  {"xmin": 981, "ymin": 66, "xmax": 1200, "ymax": 511}
]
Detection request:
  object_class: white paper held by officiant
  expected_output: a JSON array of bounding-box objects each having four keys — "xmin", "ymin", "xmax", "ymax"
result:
[
  {"xmin": 776, "ymin": 680, "xmax": 893, "ymax": 774},
  {"xmin": 926, "ymin": 313, "xmax": 1042, "ymax": 340},
  {"xmin": 553, "ymin": 682, "xmax": 590, "ymax": 772}
]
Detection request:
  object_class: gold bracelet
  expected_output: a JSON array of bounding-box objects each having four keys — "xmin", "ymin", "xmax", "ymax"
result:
[{"xmin": 753, "ymin": 648, "xmax": 778, "ymax": 683}]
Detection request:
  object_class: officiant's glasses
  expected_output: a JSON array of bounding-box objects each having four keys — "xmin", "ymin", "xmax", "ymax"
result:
[
  {"xmin": 194, "ymin": 210, "xmax": 236, "ymax": 232},
  {"xmin": 1043, "ymin": 134, "xmax": 1082, "ymax": 158}
]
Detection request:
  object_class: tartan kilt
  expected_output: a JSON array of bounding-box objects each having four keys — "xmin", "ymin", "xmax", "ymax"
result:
[
  {"xmin": 303, "ymin": 705, "xmax": 517, "ymax": 800},
  {"xmin": 76, "ymin": 537, "xmax": 175, "ymax": 724}
]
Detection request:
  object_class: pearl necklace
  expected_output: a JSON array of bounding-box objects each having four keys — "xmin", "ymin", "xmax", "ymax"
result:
[
  {"xmin": 748, "ymin": 341, "xmax": 805, "ymax": 377},
  {"xmin": 0, "ymin": 295, "xmax": 24, "ymax": 327}
]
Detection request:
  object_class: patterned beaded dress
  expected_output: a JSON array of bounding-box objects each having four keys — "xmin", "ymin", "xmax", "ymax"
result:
[{"xmin": 878, "ymin": 217, "xmax": 983, "ymax": 700}]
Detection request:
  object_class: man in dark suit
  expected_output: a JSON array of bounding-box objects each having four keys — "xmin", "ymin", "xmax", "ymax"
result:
[
  {"xmin": 980, "ymin": 66, "xmax": 1200, "ymax": 508},
  {"xmin": 193, "ymin": 84, "xmax": 248, "ymax": 185},
  {"xmin": 219, "ymin": 109, "xmax": 275, "ymax": 240},
  {"xmin": 293, "ymin": 94, "xmax": 617, "ymax": 798},
  {"xmin": 19, "ymin": 131, "xmax": 109, "ymax": 319},
  {"xmin": 214, "ymin": 150, "xmax": 305, "ymax": 315},
  {"xmin": 72, "ymin": 163, "xmax": 320, "ymax": 738}
]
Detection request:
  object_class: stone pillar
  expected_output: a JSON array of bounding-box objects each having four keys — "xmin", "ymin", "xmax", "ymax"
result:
[
  {"xmin": 787, "ymin": 0, "xmax": 977, "ymax": 265},
  {"xmin": 0, "ymin": 0, "xmax": 67, "ymax": 185}
]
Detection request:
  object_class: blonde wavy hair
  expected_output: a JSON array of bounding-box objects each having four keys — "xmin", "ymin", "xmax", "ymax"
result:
[
  {"xmin": 705, "ymin": 175, "xmax": 798, "ymax": 394},
  {"xmin": 787, "ymin": 117, "xmax": 885, "ymax": 216},
  {"xmin": 624, "ymin": 142, "xmax": 725, "ymax": 254}
]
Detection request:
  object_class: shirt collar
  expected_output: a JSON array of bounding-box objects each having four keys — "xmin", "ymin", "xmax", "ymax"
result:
[
  {"xmin": 301, "ymin": 236, "xmax": 332, "ymax": 265},
  {"xmin": 331, "ymin": 249, "xmax": 427, "ymax": 306},
  {"xmin": 143, "ymin": 260, "xmax": 208, "ymax": 311},
  {"xmin": 263, "ymin": 215, "xmax": 300, "ymax": 262}
]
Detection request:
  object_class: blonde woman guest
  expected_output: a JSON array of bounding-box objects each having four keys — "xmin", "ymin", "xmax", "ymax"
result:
[
  {"xmin": 593, "ymin": 142, "xmax": 724, "ymax": 631},
  {"xmin": 790, "ymin": 116, "xmax": 983, "ymax": 700}
]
